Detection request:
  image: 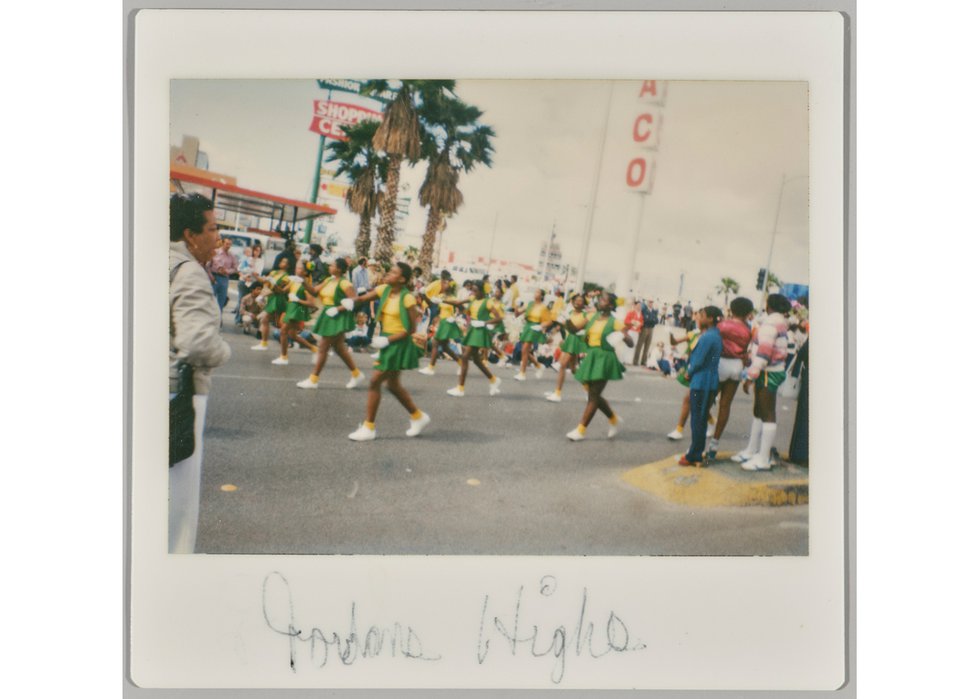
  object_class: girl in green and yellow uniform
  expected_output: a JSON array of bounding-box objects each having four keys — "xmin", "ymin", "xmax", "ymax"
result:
[
  {"xmin": 348, "ymin": 262, "xmax": 430, "ymax": 442},
  {"xmin": 296, "ymin": 257, "xmax": 365, "ymax": 390},
  {"xmin": 444, "ymin": 281, "xmax": 504, "ymax": 398},
  {"xmin": 272, "ymin": 260, "xmax": 319, "ymax": 365},
  {"xmin": 251, "ymin": 256, "xmax": 291, "ymax": 352},
  {"xmin": 419, "ymin": 276, "xmax": 462, "ymax": 375},
  {"xmin": 514, "ymin": 289, "xmax": 552, "ymax": 381},
  {"xmin": 567, "ymin": 292, "xmax": 634, "ymax": 441},
  {"xmin": 545, "ymin": 293, "xmax": 589, "ymax": 403}
]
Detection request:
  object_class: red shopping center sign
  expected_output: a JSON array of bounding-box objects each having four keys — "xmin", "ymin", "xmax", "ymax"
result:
[{"xmin": 309, "ymin": 100, "xmax": 382, "ymax": 140}]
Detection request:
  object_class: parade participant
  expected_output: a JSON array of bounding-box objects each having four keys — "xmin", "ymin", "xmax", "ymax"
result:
[
  {"xmin": 677, "ymin": 306, "xmax": 724, "ymax": 467},
  {"xmin": 306, "ymin": 243, "xmax": 328, "ymax": 284},
  {"xmin": 566, "ymin": 292, "xmax": 634, "ymax": 441},
  {"xmin": 348, "ymin": 262, "xmax": 431, "ymax": 442},
  {"xmin": 297, "ymin": 257, "xmax": 365, "ymax": 389},
  {"xmin": 487, "ymin": 284, "xmax": 508, "ymax": 339},
  {"xmin": 733, "ymin": 293, "xmax": 792, "ymax": 471},
  {"xmin": 251, "ymin": 255, "xmax": 291, "ymax": 351},
  {"xmin": 419, "ymin": 273, "xmax": 462, "ymax": 374},
  {"xmin": 705, "ymin": 297, "xmax": 755, "ymax": 460},
  {"xmin": 514, "ymin": 288, "xmax": 552, "ymax": 381},
  {"xmin": 272, "ymin": 260, "xmax": 319, "ymax": 366},
  {"xmin": 168, "ymin": 193, "xmax": 231, "ymax": 553},
  {"xmin": 445, "ymin": 281, "xmax": 504, "ymax": 397},
  {"xmin": 506, "ymin": 274, "xmax": 520, "ymax": 310},
  {"xmin": 545, "ymin": 293, "xmax": 588, "ymax": 402},
  {"xmin": 237, "ymin": 282, "xmax": 265, "ymax": 334}
]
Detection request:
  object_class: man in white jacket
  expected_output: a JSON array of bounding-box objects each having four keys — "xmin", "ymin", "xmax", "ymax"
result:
[{"xmin": 169, "ymin": 193, "xmax": 231, "ymax": 553}]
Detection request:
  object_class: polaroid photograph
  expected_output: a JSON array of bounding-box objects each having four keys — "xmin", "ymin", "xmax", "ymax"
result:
[{"xmin": 129, "ymin": 7, "xmax": 849, "ymax": 693}]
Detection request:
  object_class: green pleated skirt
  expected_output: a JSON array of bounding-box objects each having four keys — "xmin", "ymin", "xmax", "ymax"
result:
[
  {"xmin": 463, "ymin": 325, "xmax": 493, "ymax": 348},
  {"xmin": 264, "ymin": 293, "xmax": 287, "ymax": 315},
  {"xmin": 560, "ymin": 332, "xmax": 589, "ymax": 355},
  {"xmin": 574, "ymin": 347, "xmax": 626, "ymax": 382},
  {"xmin": 519, "ymin": 326, "xmax": 548, "ymax": 344},
  {"xmin": 434, "ymin": 318, "xmax": 463, "ymax": 341},
  {"xmin": 313, "ymin": 309, "xmax": 355, "ymax": 337},
  {"xmin": 283, "ymin": 302, "xmax": 310, "ymax": 323},
  {"xmin": 375, "ymin": 337, "xmax": 424, "ymax": 371}
]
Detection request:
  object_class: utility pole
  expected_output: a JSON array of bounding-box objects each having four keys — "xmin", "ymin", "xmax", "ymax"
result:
[{"xmin": 574, "ymin": 81, "xmax": 615, "ymax": 293}]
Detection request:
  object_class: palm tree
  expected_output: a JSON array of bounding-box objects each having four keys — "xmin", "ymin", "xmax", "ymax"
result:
[
  {"xmin": 716, "ymin": 277, "xmax": 740, "ymax": 307},
  {"xmin": 361, "ymin": 79, "xmax": 456, "ymax": 265},
  {"xmin": 416, "ymin": 94, "xmax": 495, "ymax": 277},
  {"xmin": 765, "ymin": 272, "xmax": 783, "ymax": 292},
  {"xmin": 324, "ymin": 121, "xmax": 387, "ymax": 259}
]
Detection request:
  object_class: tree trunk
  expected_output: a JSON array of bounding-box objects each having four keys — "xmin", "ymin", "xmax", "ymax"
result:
[
  {"xmin": 418, "ymin": 206, "xmax": 443, "ymax": 279},
  {"xmin": 373, "ymin": 154, "xmax": 402, "ymax": 265},
  {"xmin": 355, "ymin": 214, "xmax": 372, "ymax": 259}
]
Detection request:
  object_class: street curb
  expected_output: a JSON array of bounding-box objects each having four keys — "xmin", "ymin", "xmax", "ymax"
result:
[{"xmin": 621, "ymin": 452, "xmax": 808, "ymax": 507}]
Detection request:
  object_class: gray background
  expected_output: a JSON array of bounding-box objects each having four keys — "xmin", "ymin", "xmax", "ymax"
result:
[{"xmin": 124, "ymin": 1, "xmax": 855, "ymax": 697}]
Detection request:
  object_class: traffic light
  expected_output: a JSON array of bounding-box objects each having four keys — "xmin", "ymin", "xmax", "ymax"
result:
[{"xmin": 756, "ymin": 268, "xmax": 766, "ymax": 291}]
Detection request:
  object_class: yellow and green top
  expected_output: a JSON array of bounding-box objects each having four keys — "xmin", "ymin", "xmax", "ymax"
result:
[
  {"xmin": 317, "ymin": 277, "xmax": 353, "ymax": 306},
  {"xmin": 376, "ymin": 284, "xmax": 417, "ymax": 335},
  {"xmin": 586, "ymin": 315, "xmax": 625, "ymax": 348}
]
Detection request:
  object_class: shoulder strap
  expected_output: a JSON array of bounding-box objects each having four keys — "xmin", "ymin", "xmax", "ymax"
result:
[
  {"xmin": 169, "ymin": 259, "xmax": 189, "ymax": 286},
  {"xmin": 397, "ymin": 288, "xmax": 411, "ymax": 331}
]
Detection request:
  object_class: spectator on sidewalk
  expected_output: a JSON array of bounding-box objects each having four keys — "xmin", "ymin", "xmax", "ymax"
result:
[
  {"xmin": 633, "ymin": 298, "xmax": 658, "ymax": 366},
  {"xmin": 206, "ymin": 237, "xmax": 237, "ymax": 324},
  {"xmin": 169, "ymin": 192, "xmax": 231, "ymax": 554},
  {"xmin": 732, "ymin": 293, "xmax": 792, "ymax": 471},
  {"xmin": 677, "ymin": 306, "xmax": 724, "ymax": 467}
]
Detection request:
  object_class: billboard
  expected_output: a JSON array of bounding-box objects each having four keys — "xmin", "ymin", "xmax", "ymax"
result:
[{"xmin": 309, "ymin": 100, "xmax": 382, "ymax": 140}]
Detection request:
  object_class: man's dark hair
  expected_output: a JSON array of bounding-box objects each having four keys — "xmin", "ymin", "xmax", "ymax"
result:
[
  {"xmin": 169, "ymin": 193, "xmax": 213, "ymax": 242},
  {"xmin": 358, "ymin": 257, "xmax": 368, "ymax": 266},
  {"xmin": 730, "ymin": 297, "xmax": 754, "ymax": 319},
  {"xmin": 309, "ymin": 244, "xmax": 323, "ymax": 257},
  {"xmin": 766, "ymin": 293, "xmax": 792, "ymax": 315}
]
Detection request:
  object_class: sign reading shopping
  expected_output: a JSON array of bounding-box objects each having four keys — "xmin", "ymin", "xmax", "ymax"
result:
[{"xmin": 309, "ymin": 100, "xmax": 382, "ymax": 141}]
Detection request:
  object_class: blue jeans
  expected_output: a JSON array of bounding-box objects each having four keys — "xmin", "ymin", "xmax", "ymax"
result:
[
  {"xmin": 685, "ymin": 388, "xmax": 715, "ymax": 462},
  {"xmin": 212, "ymin": 275, "xmax": 229, "ymax": 315},
  {"xmin": 234, "ymin": 280, "xmax": 248, "ymax": 323}
]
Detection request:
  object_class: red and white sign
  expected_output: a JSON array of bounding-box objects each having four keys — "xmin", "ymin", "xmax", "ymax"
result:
[
  {"xmin": 624, "ymin": 80, "xmax": 665, "ymax": 192},
  {"xmin": 309, "ymin": 100, "xmax": 382, "ymax": 140}
]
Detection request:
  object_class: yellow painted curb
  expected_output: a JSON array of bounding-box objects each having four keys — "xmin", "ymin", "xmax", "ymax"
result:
[{"xmin": 621, "ymin": 452, "xmax": 808, "ymax": 507}]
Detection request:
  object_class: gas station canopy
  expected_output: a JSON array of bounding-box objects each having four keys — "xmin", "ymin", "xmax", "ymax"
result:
[{"xmin": 171, "ymin": 169, "xmax": 338, "ymax": 228}]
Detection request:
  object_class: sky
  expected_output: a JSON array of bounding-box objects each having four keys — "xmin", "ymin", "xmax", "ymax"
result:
[{"xmin": 171, "ymin": 79, "xmax": 808, "ymax": 304}]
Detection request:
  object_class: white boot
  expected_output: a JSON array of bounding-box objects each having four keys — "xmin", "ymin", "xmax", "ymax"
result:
[
  {"xmin": 732, "ymin": 418, "xmax": 763, "ymax": 463},
  {"xmin": 743, "ymin": 422, "xmax": 778, "ymax": 471}
]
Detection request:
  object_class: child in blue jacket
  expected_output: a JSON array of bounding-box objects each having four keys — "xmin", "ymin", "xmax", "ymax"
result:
[{"xmin": 678, "ymin": 306, "xmax": 724, "ymax": 466}]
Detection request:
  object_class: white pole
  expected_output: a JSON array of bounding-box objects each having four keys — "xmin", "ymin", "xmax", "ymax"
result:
[
  {"xmin": 574, "ymin": 81, "xmax": 615, "ymax": 293},
  {"xmin": 621, "ymin": 191, "xmax": 648, "ymax": 297},
  {"xmin": 486, "ymin": 211, "xmax": 499, "ymax": 275},
  {"xmin": 761, "ymin": 174, "xmax": 787, "ymax": 308}
]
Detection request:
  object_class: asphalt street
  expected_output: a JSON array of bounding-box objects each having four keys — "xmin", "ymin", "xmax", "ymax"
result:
[{"xmin": 196, "ymin": 318, "xmax": 808, "ymax": 556}]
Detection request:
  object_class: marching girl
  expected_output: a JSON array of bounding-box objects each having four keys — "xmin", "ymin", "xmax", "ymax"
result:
[
  {"xmin": 514, "ymin": 288, "xmax": 552, "ymax": 381},
  {"xmin": 272, "ymin": 260, "xmax": 319, "ymax": 365},
  {"xmin": 296, "ymin": 257, "xmax": 365, "ymax": 390},
  {"xmin": 545, "ymin": 293, "xmax": 589, "ymax": 403},
  {"xmin": 347, "ymin": 262, "xmax": 431, "ymax": 442},
  {"xmin": 419, "ymin": 274, "xmax": 462, "ymax": 375},
  {"xmin": 444, "ymin": 281, "xmax": 504, "ymax": 398},
  {"xmin": 567, "ymin": 291, "xmax": 634, "ymax": 441},
  {"xmin": 251, "ymin": 255, "xmax": 291, "ymax": 353}
]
